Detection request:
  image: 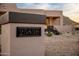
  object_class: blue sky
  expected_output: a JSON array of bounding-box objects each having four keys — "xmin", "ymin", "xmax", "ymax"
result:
[
  {"xmin": 16, "ymin": 3, "xmax": 63, "ymax": 10},
  {"xmin": 16, "ymin": 3, "xmax": 79, "ymax": 23}
]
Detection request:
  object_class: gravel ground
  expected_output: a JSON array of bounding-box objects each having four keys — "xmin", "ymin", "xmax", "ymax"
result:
[{"xmin": 44, "ymin": 35, "xmax": 79, "ymax": 56}]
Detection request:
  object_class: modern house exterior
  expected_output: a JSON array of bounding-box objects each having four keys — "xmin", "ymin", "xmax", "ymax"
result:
[
  {"xmin": 0, "ymin": 11, "xmax": 64, "ymax": 56},
  {"xmin": 0, "ymin": 3, "xmax": 79, "ymax": 56}
]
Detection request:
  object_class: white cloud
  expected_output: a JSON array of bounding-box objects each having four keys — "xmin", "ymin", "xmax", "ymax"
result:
[
  {"xmin": 33, "ymin": 3, "xmax": 50, "ymax": 10},
  {"xmin": 17, "ymin": 3, "xmax": 63, "ymax": 10},
  {"xmin": 63, "ymin": 4, "xmax": 79, "ymax": 16},
  {"xmin": 34, "ymin": 3, "xmax": 63, "ymax": 10},
  {"xmin": 63, "ymin": 3, "xmax": 79, "ymax": 23}
]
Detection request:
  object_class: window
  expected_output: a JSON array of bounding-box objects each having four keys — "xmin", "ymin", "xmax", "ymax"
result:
[{"xmin": 16, "ymin": 27, "xmax": 41, "ymax": 37}]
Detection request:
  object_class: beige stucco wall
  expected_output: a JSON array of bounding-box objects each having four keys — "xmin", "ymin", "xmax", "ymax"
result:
[
  {"xmin": 54, "ymin": 25, "xmax": 73, "ymax": 33},
  {"xmin": 0, "ymin": 12, "xmax": 9, "ymax": 24},
  {"xmin": 1, "ymin": 23, "xmax": 45, "ymax": 56},
  {"xmin": 1, "ymin": 24, "xmax": 11, "ymax": 55},
  {"xmin": 1, "ymin": 23, "xmax": 75, "ymax": 56},
  {"xmin": 0, "ymin": 3, "xmax": 17, "ymax": 12}
]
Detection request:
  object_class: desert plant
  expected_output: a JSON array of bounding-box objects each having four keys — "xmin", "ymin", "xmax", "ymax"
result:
[{"xmin": 47, "ymin": 32, "xmax": 53, "ymax": 37}]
